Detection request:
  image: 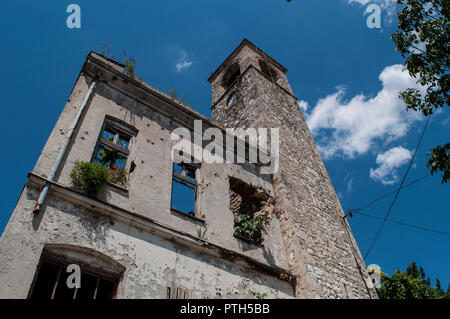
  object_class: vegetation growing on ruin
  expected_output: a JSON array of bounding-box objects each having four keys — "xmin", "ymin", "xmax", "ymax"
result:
[
  {"xmin": 168, "ymin": 87, "xmax": 190, "ymax": 107},
  {"xmin": 233, "ymin": 212, "xmax": 271, "ymax": 244},
  {"xmin": 248, "ymin": 290, "xmax": 268, "ymax": 299},
  {"xmin": 70, "ymin": 161, "xmax": 110, "ymax": 197},
  {"xmin": 99, "ymin": 42, "xmax": 136, "ymax": 74},
  {"xmin": 70, "ymin": 145, "xmax": 129, "ymax": 197},
  {"xmin": 120, "ymin": 50, "xmax": 135, "ymax": 74}
]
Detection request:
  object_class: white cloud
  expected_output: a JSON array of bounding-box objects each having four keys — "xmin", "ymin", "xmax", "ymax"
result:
[
  {"xmin": 305, "ymin": 64, "xmax": 423, "ymax": 159},
  {"xmin": 348, "ymin": 0, "xmax": 396, "ymax": 10},
  {"xmin": 441, "ymin": 116, "xmax": 450, "ymax": 126},
  {"xmin": 347, "ymin": 177, "xmax": 354, "ymax": 193},
  {"xmin": 298, "ymin": 100, "xmax": 309, "ymax": 112},
  {"xmin": 348, "ymin": 0, "xmax": 371, "ymax": 5},
  {"xmin": 175, "ymin": 50, "xmax": 192, "ymax": 72},
  {"xmin": 348, "ymin": 0, "xmax": 398, "ymax": 22},
  {"xmin": 369, "ymin": 146, "xmax": 412, "ymax": 185}
]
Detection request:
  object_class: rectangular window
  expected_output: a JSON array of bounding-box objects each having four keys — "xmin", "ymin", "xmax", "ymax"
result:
[
  {"xmin": 93, "ymin": 116, "xmax": 138, "ymax": 187},
  {"xmin": 170, "ymin": 162, "xmax": 199, "ymax": 217},
  {"xmin": 30, "ymin": 261, "xmax": 118, "ymax": 300},
  {"xmin": 229, "ymin": 177, "xmax": 273, "ymax": 244}
]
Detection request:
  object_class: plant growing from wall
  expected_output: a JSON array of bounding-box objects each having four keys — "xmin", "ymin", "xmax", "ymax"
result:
[
  {"xmin": 99, "ymin": 41, "xmax": 114, "ymax": 59},
  {"xmin": 168, "ymin": 86, "xmax": 190, "ymax": 107},
  {"xmin": 108, "ymin": 167, "xmax": 128, "ymax": 187},
  {"xmin": 248, "ymin": 290, "xmax": 268, "ymax": 299},
  {"xmin": 233, "ymin": 212, "xmax": 271, "ymax": 244},
  {"xmin": 98, "ymin": 43, "xmax": 136, "ymax": 74},
  {"xmin": 70, "ymin": 161, "xmax": 110, "ymax": 197},
  {"xmin": 120, "ymin": 50, "xmax": 136, "ymax": 74},
  {"xmin": 96, "ymin": 136, "xmax": 128, "ymax": 187},
  {"xmin": 196, "ymin": 226, "xmax": 208, "ymax": 239}
]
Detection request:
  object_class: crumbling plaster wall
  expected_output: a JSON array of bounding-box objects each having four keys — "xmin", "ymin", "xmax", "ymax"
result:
[{"xmin": 0, "ymin": 185, "xmax": 294, "ymax": 298}]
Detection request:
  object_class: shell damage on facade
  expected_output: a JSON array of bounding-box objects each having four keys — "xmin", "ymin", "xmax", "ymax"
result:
[{"xmin": 0, "ymin": 39, "xmax": 377, "ymax": 299}]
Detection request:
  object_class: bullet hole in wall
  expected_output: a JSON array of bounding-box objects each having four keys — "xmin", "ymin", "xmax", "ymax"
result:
[{"xmin": 130, "ymin": 161, "xmax": 136, "ymax": 174}]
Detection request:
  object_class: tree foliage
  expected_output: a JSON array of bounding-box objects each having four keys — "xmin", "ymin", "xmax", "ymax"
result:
[
  {"xmin": 377, "ymin": 261, "xmax": 450, "ymax": 299},
  {"xmin": 391, "ymin": 0, "xmax": 449, "ymax": 183}
]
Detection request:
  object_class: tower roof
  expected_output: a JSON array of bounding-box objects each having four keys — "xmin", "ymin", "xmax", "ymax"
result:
[{"xmin": 207, "ymin": 39, "xmax": 288, "ymax": 83}]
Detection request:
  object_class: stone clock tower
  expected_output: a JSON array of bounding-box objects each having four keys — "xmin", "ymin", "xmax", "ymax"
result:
[{"xmin": 208, "ymin": 39, "xmax": 377, "ymax": 299}]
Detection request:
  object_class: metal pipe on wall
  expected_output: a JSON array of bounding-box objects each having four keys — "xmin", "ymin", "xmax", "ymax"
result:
[{"xmin": 33, "ymin": 73, "xmax": 101, "ymax": 213}]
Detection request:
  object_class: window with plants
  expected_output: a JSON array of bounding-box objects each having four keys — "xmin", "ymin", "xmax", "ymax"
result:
[
  {"xmin": 234, "ymin": 212, "xmax": 271, "ymax": 244},
  {"xmin": 70, "ymin": 161, "xmax": 110, "ymax": 198},
  {"xmin": 70, "ymin": 116, "xmax": 137, "ymax": 197},
  {"xmin": 94, "ymin": 124, "xmax": 130, "ymax": 188},
  {"xmin": 229, "ymin": 177, "xmax": 273, "ymax": 244}
]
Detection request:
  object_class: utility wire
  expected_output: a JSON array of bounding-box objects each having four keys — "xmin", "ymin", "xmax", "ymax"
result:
[
  {"xmin": 345, "ymin": 173, "xmax": 429, "ymax": 217},
  {"xmin": 363, "ymin": 115, "xmax": 431, "ymax": 260},
  {"xmin": 352, "ymin": 211, "xmax": 450, "ymax": 236}
]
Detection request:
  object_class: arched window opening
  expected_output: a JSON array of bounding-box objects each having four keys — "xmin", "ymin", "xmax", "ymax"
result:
[
  {"xmin": 227, "ymin": 91, "xmax": 238, "ymax": 108},
  {"xmin": 258, "ymin": 60, "xmax": 278, "ymax": 81},
  {"xmin": 29, "ymin": 244, "xmax": 124, "ymax": 300},
  {"xmin": 221, "ymin": 62, "xmax": 241, "ymax": 90}
]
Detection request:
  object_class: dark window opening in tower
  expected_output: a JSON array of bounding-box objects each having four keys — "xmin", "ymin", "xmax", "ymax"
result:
[
  {"xmin": 221, "ymin": 62, "xmax": 241, "ymax": 90},
  {"xmin": 258, "ymin": 60, "xmax": 278, "ymax": 81}
]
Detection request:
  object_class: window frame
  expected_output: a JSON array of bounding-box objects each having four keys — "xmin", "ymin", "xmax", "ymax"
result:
[
  {"xmin": 28, "ymin": 247, "xmax": 123, "ymax": 300},
  {"xmin": 258, "ymin": 59, "xmax": 279, "ymax": 82},
  {"xmin": 91, "ymin": 115, "xmax": 138, "ymax": 187},
  {"xmin": 170, "ymin": 161, "xmax": 203, "ymax": 221}
]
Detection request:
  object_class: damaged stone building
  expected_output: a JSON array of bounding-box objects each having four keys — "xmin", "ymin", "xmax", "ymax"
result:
[{"xmin": 0, "ymin": 39, "xmax": 377, "ymax": 299}]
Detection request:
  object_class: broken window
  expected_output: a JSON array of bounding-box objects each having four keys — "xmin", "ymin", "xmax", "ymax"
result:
[
  {"xmin": 93, "ymin": 116, "xmax": 138, "ymax": 187},
  {"xmin": 30, "ymin": 261, "xmax": 119, "ymax": 300},
  {"xmin": 229, "ymin": 177, "xmax": 273, "ymax": 244},
  {"xmin": 171, "ymin": 162, "xmax": 199, "ymax": 217}
]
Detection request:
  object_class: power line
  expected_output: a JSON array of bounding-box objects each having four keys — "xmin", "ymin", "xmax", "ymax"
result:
[
  {"xmin": 352, "ymin": 211, "xmax": 450, "ymax": 237},
  {"xmin": 345, "ymin": 173, "xmax": 429, "ymax": 217},
  {"xmin": 363, "ymin": 115, "xmax": 431, "ymax": 260}
]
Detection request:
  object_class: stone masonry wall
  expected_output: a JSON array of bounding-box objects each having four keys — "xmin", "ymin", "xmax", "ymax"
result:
[{"xmin": 212, "ymin": 56, "xmax": 377, "ymax": 299}]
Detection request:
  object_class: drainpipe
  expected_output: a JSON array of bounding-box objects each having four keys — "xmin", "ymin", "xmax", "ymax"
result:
[{"xmin": 33, "ymin": 73, "xmax": 101, "ymax": 213}]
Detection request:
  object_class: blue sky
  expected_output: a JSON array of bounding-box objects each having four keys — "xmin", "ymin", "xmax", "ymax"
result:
[{"xmin": 0, "ymin": 1, "xmax": 448, "ymax": 288}]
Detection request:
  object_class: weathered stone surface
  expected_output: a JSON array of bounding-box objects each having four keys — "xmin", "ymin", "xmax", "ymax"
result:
[
  {"xmin": 211, "ymin": 40, "xmax": 377, "ymax": 299},
  {"xmin": 0, "ymin": 40, "xmax": 376, "ymax": 299}
]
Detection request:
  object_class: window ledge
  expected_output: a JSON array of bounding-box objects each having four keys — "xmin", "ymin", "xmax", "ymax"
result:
[
  {"xmin": 170, "ymin": 208, "xmax": 205, "ymax": 224},
  {"xmin": 234, "ymin": 233, "xmax": 264, "ymax": 247},
  {"xmin": 27, "ymin": 171, "xmax": 295, "ymax": 284},
  {"xmin": 105, "ymin": 181, "xmax": 129, "ymax": 193}
]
